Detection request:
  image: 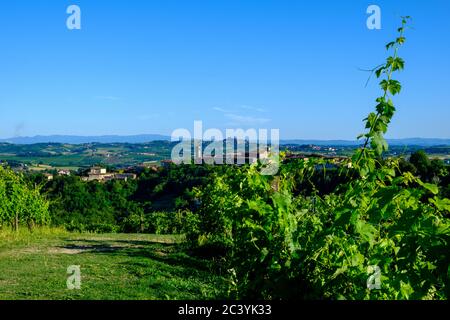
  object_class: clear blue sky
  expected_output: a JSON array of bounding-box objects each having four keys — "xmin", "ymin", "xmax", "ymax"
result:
[{"xmin": 0, "ymin": 0, "xmax": 449, "ymax": 140}]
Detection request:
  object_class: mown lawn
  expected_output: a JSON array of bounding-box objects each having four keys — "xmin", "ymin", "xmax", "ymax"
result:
[{"xmin": 0, "ymin": 228, "xmax": 227, "ymax": 300}]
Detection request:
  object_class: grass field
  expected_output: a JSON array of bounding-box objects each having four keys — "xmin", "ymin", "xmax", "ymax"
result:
[{"xmin": 0, "ymin": 229, "xmax": 226, "ymax": 300}]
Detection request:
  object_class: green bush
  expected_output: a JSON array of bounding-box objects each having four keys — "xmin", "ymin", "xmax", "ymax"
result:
[
  {"xmin": 148, "ymin": 211, "xmax": 186, "ymax": 234},
  {"xmin": 0, "ymin": 166, "xmax": 50, "ymax": 231}
]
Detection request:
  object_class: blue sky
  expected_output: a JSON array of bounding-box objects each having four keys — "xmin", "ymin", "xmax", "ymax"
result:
[{"xmin": 0, "ymin": 0, "xmax": 449, "ymax": 140}]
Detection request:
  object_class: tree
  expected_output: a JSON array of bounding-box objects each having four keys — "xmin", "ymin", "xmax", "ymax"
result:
[{"xmin": 409, "ymin": 150, "xmax": 430, "ymax": 179}]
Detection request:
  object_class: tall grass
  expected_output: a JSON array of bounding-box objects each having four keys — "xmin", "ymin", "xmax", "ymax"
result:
[{"xmin": 0, "ymin": 226, "xmax": 69, "ymax": 245}]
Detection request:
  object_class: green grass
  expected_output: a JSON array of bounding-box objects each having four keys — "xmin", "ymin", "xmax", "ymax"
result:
[{"xmin": 0, "ymin": 228, "xmax": 227, "ymax": 300}]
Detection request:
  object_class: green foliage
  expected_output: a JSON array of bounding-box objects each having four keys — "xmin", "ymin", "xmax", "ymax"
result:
[
  {"xmin": 43, "ymin": 176, "xmax": 130, "ymax": 232},
  {"xmin": 304, "ymin": 165, "xmax": 449, "ymax": 300},
  {"xmin": 357, "ymin": 17, "xmax": 409, "ymax": 161},
  {"xmin": 148, "ymin": 211, "xmax": 187, "ymax": 234},
  {"xmin": 40, "ymin": 164, "xmax": 217, "ymax": 233},
  {"xmin": 409, "ymin": 150, "xmax": 431, "ymax": 176},
  {"xmin": 0, "ymin": 166, "xmax": 50, "ymax": 231},
  {"xmin": 186, "ymin": 170, "xmax": 243, "ymax": 253},
  {"xmin": 189, "ymin": 18, "xmax": 450, "ymax": 300}
]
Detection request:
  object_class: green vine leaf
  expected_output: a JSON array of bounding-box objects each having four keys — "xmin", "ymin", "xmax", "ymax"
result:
[
  {"xmin": 396, "ymin": 36, "xmax": 406, "ymax": 45},
  {"xmin": 386, "ymin": 41, "xmax": 395, "ymax": 50},
  {"xmin": 380, "ymin": 79, "xmax": 402, "ymax": 95},
  {"xmin": 417, "ymin": 180, "xmax": 439, "ymax": 195}
]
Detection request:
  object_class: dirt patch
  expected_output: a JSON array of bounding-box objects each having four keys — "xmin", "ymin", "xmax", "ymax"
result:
[
  {"xmin": 47, "ymin": 247, "xmax": 86, "ymax": 255},
  {"xmin": 2, "ymin": 238, "xmax": 163, "ymax": 256},
  {"xmin": 22, "ymin": 247, "xmax": 41, "ymax": 254},
  {"xmin": 47, "ymin": 242, "xmax": 138, "ymax": 255}
]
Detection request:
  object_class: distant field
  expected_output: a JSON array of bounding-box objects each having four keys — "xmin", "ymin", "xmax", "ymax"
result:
[
  {"xmin": 0, "ymin": 142, "xmax": 173, "ymax": 169},
  {"xmin": 0, "ymin": 229, "xmax": 226, "ymax": 300},
  {"xmin": 0, "ymin": 154, "xmax": 105, "ymax": 168},
  {"xmin": 1, "ymin": 142, "xmax": 449, "ymax": 170}
]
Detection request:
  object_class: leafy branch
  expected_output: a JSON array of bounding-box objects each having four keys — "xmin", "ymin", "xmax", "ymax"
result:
[{"xmin": 355, "ymin": 17, "xmax": 411, "ymax": 167}]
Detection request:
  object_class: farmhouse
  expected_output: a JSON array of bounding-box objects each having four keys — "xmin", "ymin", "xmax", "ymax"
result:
[
  {"xmin": 57, "ymin": 169, "xmax": 71, "ymax": 176},
  {"xmin": 83, "ymin": 166, "xmax": 136, "ymax": 182}
]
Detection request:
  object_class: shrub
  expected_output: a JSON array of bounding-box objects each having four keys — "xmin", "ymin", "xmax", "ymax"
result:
[{"xmin": 0, "ymin": 166, "xmax": 50, "ymax": 231}]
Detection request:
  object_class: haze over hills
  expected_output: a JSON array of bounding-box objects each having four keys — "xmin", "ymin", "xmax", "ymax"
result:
[
  {"xmin": 0, "ymin": 134, "xmax": 171, "ymax": 145},
  {"xmin": 281, "ymin": 138, "xmax": 450, "ymax": 147},
  {"xmin": 0, "ymin": 135, "xmax": 449, "ymax": 147}
]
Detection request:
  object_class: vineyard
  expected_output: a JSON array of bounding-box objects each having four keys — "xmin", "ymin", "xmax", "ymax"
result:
[{"xmin": 0, "ymin": 18, "xmax": 449, "ymax": 300}]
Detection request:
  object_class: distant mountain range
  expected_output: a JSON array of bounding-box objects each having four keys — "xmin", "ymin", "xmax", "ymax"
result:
[
  {"xmin": 280, "ymin": 138, "xmax": 450, "ymax": 147},
  {"xmin": 0, "ymin": 135, "xmax": 449, "ymax": 147},
  {"xmin": 0, "ymin": 134, "xmax": 171, "ymax": 145}
]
